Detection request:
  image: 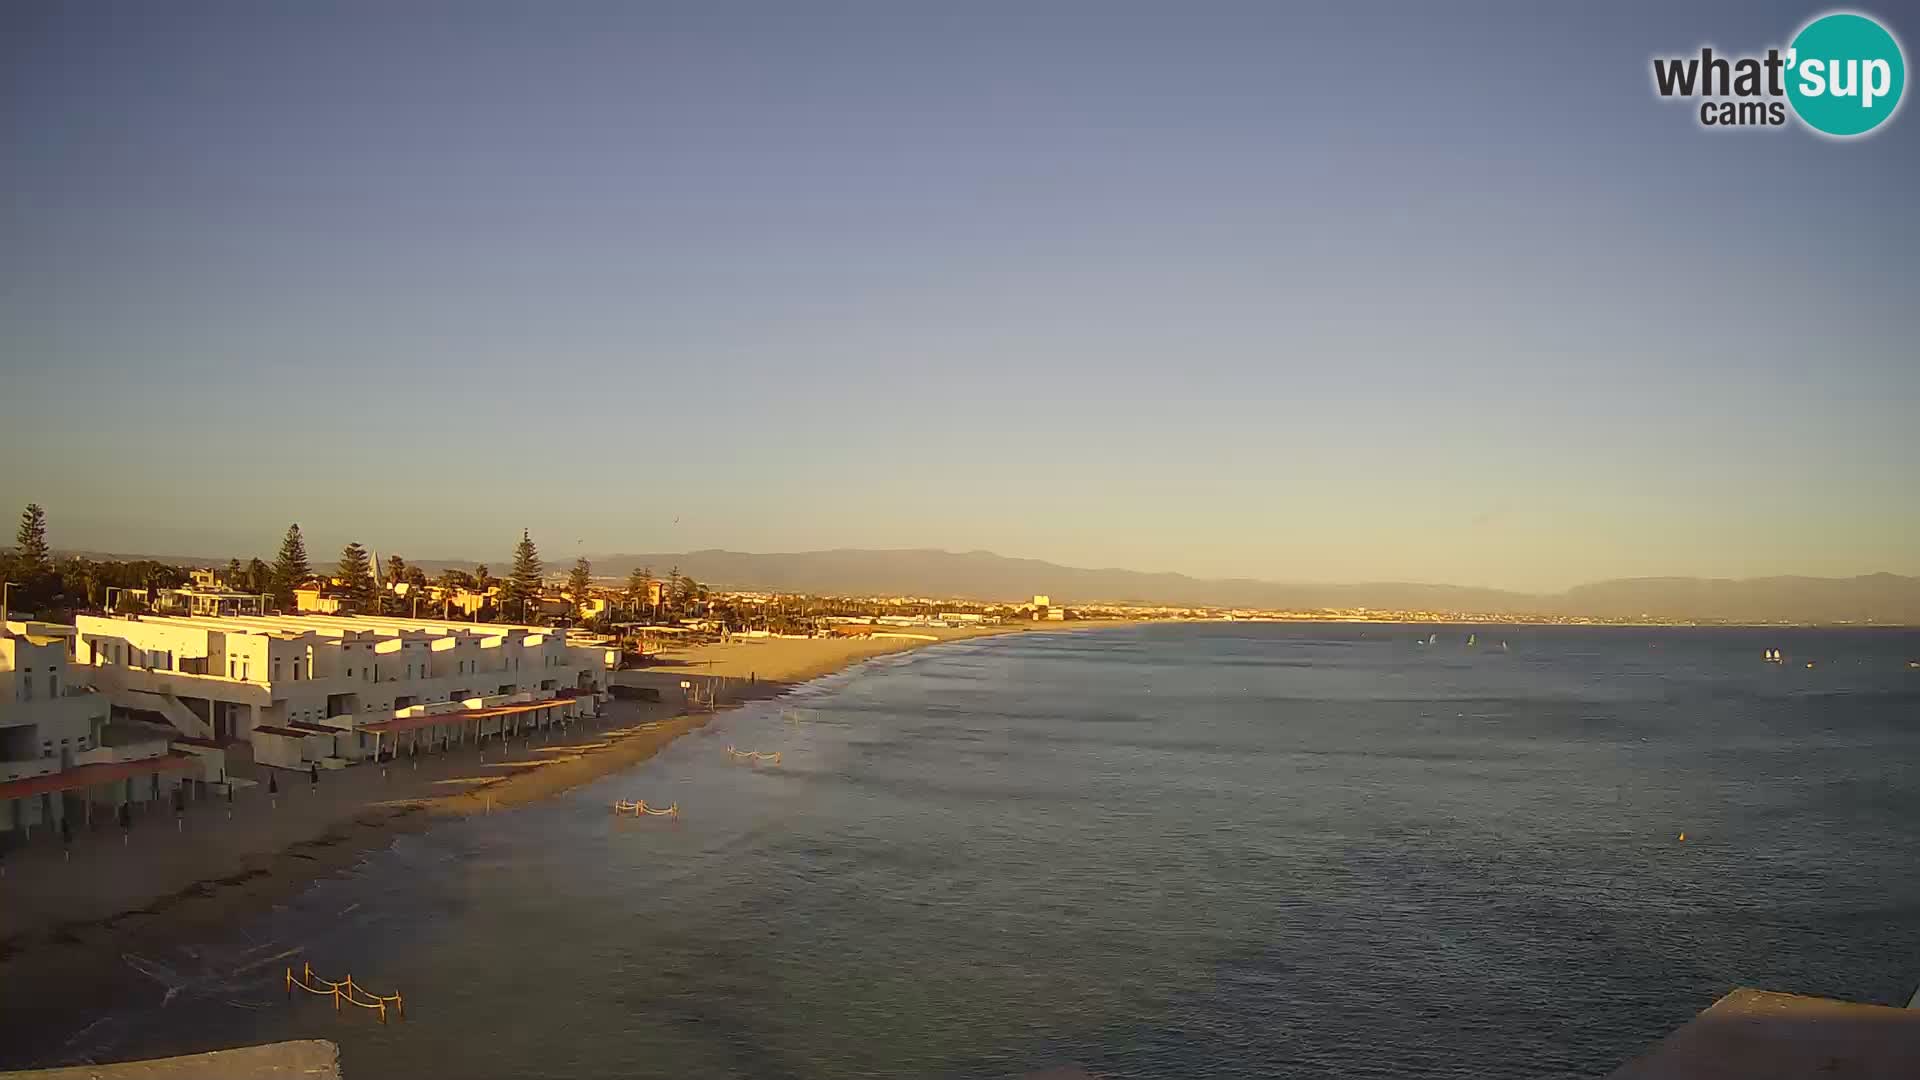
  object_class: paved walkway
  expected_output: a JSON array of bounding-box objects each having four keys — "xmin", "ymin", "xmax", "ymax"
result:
[
  {"xmin": 1609, "ymin": 988, "xmax": 1920, "ymax": 1079},
  {"xmin": 0, "ymin": 1039, "xmax": 339, "ymax": 1079}
]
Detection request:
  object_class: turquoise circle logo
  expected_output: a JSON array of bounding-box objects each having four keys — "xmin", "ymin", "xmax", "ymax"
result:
[{"xmin": 1786, "ymin": 12, "xmax": 1906, "ymax": 136}]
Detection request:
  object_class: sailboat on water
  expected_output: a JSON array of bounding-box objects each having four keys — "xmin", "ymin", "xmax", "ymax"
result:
[
  {"xmin": 1467, "ymin": 633, "xmax": 1477, "ymax": 648},
  {"xmin": 1764, "ymin": 648, "xmax": 1784, "ymax": 664}
]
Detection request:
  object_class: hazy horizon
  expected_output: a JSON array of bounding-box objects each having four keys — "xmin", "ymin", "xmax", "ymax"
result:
[
  {"xmin": 4, "ymin": 1, "xmax": 1916, "ymax": 593},
  {"xmin": 18, "ymin": 534, "xmax": 1918, "ymax": 598}
]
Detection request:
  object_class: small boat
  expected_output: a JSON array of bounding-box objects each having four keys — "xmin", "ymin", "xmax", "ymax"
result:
[
  {"xmin": 1764, "ymin": 649, "xmax": 1784, "ymax": 664},
  {"xmin": 1500, "ymin": 641, "xmax": 1509, "ymax": 652},
  {"xmin": 1428, "ymin": 633, "xmax": 1438, "ymax": 645},
  {"xmin": 1467, "ymin": 633, "xmax": 1476, "ymax": 648}
]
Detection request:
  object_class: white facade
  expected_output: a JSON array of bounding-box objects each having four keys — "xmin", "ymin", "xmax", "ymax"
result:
[
  {"xmin": 2, "ymin": 620, "xmax": 181, "ymax": 834},
  {"xmin": 3, "ymin": 622, "xmax": 107, "ymax": 781},
  {"xmin": 74, "ymin": 613, "xmax": 611, "ymax": 769}
]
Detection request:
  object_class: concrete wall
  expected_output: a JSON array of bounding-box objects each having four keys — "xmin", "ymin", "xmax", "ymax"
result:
[{"xmin": 73, "ymin": 615, "xmax": 609, "ymax": 751}]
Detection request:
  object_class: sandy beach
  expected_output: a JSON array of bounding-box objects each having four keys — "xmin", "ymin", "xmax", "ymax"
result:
[{"xmin": 0, "ymin": 621, "xmax": 1101, "ymax": 1063}]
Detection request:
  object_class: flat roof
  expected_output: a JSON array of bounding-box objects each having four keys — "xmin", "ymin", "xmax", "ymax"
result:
[{"xmin": 83, "ymin": 612, "xmax": 572, "ymax": 642}]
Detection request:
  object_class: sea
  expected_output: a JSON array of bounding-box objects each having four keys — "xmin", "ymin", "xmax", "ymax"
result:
[{"xmin": 27, "ymin": 623, "xmax": 1920, "ymax": 1079}]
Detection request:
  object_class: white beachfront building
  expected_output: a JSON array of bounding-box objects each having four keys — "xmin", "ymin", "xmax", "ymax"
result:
[
  {"xmin": 2, "ymin": 620, "xmax": 214, "ymax": 836},
  {"xmin": 73, "ymin": 613, "xmax": 612, "ymax": 771}
]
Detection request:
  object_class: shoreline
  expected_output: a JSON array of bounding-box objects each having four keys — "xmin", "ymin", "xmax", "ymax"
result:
[{"xmin": 0, "ymin": 620, "xmax": 1119, "ymax": 1067}]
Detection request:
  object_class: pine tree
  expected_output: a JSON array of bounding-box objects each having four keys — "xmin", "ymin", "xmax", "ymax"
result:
[
  {"xmin": 15, "ymin": 504, "xmax": 51, "ymax": 575},
  {"xmin": 7, "ymin": 503, "xmax": 55, "ymax": 611},
  {"xmin": 507, "ymin": 530, "xmax": 543, "ymax": 621},
  {"xmin": 567, "ymin": 557, "xmax": 594, "ymax": 614},
  {"xmin": 337, "ymin": 542, "xmax": 375, "ymax": 611},
  {"xmin": 272, "ymin": 524, "xmax": 312, "ymax": 608},
  {"xmin": 226, "ymin": 558, "xmax": 242, "ymax": 587}
]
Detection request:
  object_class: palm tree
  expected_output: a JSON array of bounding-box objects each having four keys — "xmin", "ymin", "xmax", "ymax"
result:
[{"xmin": 625, "ymin": 566, "xmax": 654, "ymax": 622}]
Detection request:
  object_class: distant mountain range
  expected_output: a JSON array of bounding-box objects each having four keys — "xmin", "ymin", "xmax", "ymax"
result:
[
  {"xmin": 559, "ymin": 549, "xmax": 1919, "ymax": 624},
  {"xmin": 41, "ymin": 546, "xmax": 1920, "ymax": 624}
]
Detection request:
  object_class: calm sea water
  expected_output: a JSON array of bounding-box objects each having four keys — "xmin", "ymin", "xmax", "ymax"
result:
[{"xmin": 32, "ymin": 624, "xmax": 1920, "ymax": 1078}]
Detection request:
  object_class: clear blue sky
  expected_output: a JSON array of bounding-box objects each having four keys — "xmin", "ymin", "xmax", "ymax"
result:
[{"xmin": 2, "ymin": 1, "xmax": 1915, "ymax": 591}]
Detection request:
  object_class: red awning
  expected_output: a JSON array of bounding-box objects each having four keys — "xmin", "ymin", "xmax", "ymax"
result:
[{"xmin": 0, "ymin": 752, "xmax": 198, "ymax": 801}]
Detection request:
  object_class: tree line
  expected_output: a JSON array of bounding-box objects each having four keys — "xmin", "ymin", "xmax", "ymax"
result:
[{"xmin": 1, "ymin": 504, "xmax": 711, "ymax": 628}]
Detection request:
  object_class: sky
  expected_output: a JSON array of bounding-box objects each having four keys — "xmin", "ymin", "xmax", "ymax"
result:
[{"xmin": 2, "ymin": 1, "xmax": 1915, "ymax": 593}]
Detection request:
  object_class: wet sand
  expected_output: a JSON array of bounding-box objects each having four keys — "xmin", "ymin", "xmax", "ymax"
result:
[{"xmin": 0, "ymin": 622, "xmax": 1112, "ymax": 1064}]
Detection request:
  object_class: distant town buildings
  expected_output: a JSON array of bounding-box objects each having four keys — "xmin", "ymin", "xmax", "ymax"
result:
[{"xmin": 1018, "ymin": 594, "xmax": 1068, "ymax": 621}]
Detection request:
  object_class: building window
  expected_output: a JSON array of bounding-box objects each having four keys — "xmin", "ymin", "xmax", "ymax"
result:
[
  {"xmin": 49, "ymin": 674, "xmax": 58, "ymax": 697},
  {"xmin": 346, "ymin": 667, "xmax": 353, "ymax": 678}
]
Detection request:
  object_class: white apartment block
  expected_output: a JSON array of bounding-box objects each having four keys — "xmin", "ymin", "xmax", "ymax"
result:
[
  {"xmin": 3, "ymin": 621, "xmax": 206, "ymax": 835},
  {"xmin": 74, "ymin": 613, "xmax": 611, "ymax": 771}
]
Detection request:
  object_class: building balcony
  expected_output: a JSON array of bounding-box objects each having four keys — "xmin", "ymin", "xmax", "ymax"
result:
[
  {"xmin": 0, "ymin": 757, "xmax": 61, "ymax": 784},
  {"xmin": 0, "ymin": 687, "xmax": 108, "ymax": 730}
]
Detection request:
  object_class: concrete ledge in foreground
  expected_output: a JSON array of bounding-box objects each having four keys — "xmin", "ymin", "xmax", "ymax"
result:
[
  {"xmin": 1608, "ymin": 988, "xmax": 1920, "ymax": 1079},
  {"xmin": 0, "ymin": 1041, "xmax": 340, "ymax": 1080}
]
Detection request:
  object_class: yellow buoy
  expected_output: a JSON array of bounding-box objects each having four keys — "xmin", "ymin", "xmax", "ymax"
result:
[{"xmin": 1677, "ymin": 832, "xmax": 1687, "ymax": 842}]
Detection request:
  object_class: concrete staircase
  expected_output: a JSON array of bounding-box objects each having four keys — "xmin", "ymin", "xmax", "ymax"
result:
[{"xmin": 119, "ymin": 690, "xmax": 215, "ymax": 741}]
